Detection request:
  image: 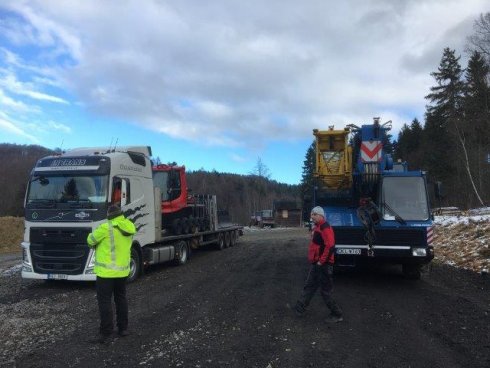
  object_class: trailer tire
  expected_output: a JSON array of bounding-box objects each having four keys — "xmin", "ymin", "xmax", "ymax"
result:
[
  {"xmin": 230, "ymin": 230, "xmax": 237, "ymax": 246},
  {"xmin": 224, "ymin": 231, "xmax": 231, "ymax": 248},
  {"xmin": 174, "ymin": 241, "xmax": 189, "ymax": 265},
  {"xmin": 128, "ymin": 247, "xmax": 141, "ymax": 283},
  {"xmin": 402, "ymin": 264, "xmax": 421, "ymax": 280},
  {"xmin": 217, "ymin": 233, "xmax": 225, "ymax": 250}
]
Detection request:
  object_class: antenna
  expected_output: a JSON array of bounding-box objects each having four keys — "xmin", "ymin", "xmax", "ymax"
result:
[
  {"xmin": 109, "ymin": 137, "xmax": 114, "ymax": 153},
  {"xmin": 113, "ymin": 138, "xmax": 118, "ymax": 151}
]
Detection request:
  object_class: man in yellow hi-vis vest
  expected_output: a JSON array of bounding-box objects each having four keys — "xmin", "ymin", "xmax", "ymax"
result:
[{"xmin": 87, "ymin": 205, "xmax": 136, "ymax": 344}]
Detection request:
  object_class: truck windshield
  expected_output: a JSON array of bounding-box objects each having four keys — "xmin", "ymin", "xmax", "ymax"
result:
[
  {"xmin": 380, "ymin": 176, "xmax": 429, "ymax": 221},
  {"xmin": 27, "ymin": 174, "xmax": 108, "ymax": 205},
  {"xmin": 153, "ymin": 171, "xmax": 169, "ymax": 201}
]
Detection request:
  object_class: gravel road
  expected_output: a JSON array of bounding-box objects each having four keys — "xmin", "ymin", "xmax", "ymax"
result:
[{"xmin": 1, "ymin": 228, "xmax": 489, "ymax": 368}]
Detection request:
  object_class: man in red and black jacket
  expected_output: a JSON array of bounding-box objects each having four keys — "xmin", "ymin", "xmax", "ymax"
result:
[{"xmin": 294, "ymin": 206, "xmax": 343, "ymax": 322}]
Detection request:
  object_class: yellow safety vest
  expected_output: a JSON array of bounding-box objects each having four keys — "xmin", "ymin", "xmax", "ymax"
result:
[{"xmin": 87, "ymin": 215, "xmax": 136, "ymax": 278}]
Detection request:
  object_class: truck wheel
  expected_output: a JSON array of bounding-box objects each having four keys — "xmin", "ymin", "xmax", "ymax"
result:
[
  {"xmin": 128, "ymin": 247, "xmax": 141, "ymax": 283},
  {"xmin": 224, "ymin": 231, "xmax": 231, "ymax": 248},
  {"xmin": 217, "ymin": 233, "xmax": 225, "ymax": 250},
  {"xmin": 174, "ymin": 241, "xmax": 189, "ymax": 265},
  {"xmin": 172, "ymin": 219, "xmax": 183, "ymax": 235},
  {"xmin": 402, "ymin": 264, "xmax": 421, "ymax": 280}
]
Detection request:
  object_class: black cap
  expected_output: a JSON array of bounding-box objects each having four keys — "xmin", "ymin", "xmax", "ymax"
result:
[{"xmin": 107, "ymin": 205, "xmax": 122, "ymax": 219}]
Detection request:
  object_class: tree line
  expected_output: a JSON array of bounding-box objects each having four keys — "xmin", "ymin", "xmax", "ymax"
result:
[
  {"xmin": 301, "ymin": 13, "xmax": 490, "ymax": 211},
  {"xmin": 0, "ymin": 143, "xmax": 299, "ymax": 224}
]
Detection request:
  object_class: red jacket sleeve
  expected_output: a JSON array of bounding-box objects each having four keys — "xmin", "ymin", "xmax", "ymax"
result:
[{"xmin": 319, "ymin": 225, "xmax": 335, "ymax": 264}]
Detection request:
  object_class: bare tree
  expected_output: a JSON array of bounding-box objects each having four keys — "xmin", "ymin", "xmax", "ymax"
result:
[
  {"xmin": 466, "ymin": 13, "xmax": 490, "ymax": 63},
  {"xmin": 250, "ymin": 157, "xmax": 271, "ymax": 179}
]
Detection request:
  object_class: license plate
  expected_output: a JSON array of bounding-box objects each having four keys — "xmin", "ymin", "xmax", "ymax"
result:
[
  {"xmin": 336, "ymin": 248, "xmax": 361, "ymax": 255},
  {"xmin": 47, "ymin": 273, "xmax": 68, "ymax": 280}
]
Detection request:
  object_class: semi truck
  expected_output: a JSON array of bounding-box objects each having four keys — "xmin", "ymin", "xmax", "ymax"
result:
[
  {"xmin": 21, "ymin": 146, "xmax": 242, "ymax": 282},
  {"xmin": 309, "ymin": 118, "xmax": 434, "ymax": 279}
]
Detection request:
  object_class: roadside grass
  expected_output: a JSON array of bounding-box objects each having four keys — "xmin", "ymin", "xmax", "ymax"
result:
[{"xmin": 0, "ymin": 217, "xmax": 23, "ymax": 254}]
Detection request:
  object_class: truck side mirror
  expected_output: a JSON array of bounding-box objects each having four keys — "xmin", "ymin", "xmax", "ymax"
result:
[{"xmin": 434, "ymin": 181, "xmax": 443, "ymax": 199}]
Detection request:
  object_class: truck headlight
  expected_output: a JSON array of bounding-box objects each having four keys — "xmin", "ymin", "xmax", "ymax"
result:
[{"xmin": 412, "ymin": 248, "xmax": 427, "ymax": 257}]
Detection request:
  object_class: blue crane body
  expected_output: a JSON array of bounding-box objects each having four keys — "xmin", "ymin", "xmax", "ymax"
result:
[{"xmin": 311, "ymin": 118, "xmax": 434, "ymax": 278}]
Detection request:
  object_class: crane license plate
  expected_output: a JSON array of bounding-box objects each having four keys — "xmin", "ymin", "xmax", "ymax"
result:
[{"xmin": 336, "ymin": 248, "xmax": 361, "ymax": 255}]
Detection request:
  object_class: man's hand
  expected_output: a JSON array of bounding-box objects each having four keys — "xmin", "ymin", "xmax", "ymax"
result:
[{"xmin": 316, "ymin": 261, "xmax": 323, "ymax": 266}]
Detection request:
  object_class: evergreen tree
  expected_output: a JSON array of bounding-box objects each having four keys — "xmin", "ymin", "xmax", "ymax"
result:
[
  {"xmin": 300, "ymin": 141, "xmax": 316, "ymax": 220},
  {"xmin": 462, "ymin": 51, "xmax": 490, "ymax": 204},
  {"xmin": 424, "ymin": 48, "xmax": 465, "ymax": 200},
  {"xmin": 394, "ymin": 118, "xmax": 424, "ymax": 169},
  {"xmin": 426, "ymin": 48, "xmax": 465, "ymax": 120}
]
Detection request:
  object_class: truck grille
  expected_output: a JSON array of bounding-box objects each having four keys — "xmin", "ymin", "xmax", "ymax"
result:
[
  {"xmin": 29, "ymin": 227, "xmax": 91, "ymax": 275},
  {"xmin": 334, "ymin": 227, "xmax": 427, "ymax": 247}
]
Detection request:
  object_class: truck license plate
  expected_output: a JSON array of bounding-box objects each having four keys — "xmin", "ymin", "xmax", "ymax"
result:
[
  {"xmin": 337, "ymin": 248, "xmax": 361, "ymax": 255},
  {"xmin": 47, "ymin": 273, "xmax": 68, "ymax": 280}
]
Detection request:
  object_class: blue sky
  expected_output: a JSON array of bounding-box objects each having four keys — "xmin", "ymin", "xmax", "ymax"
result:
[{"xmin": 0, "ymin": 1, "xmax": 488, "ymax": 184}]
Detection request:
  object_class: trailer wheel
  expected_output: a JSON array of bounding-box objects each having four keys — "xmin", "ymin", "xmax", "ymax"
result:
[
  {"xmin": 217, "ymin": 233, "xmax": 225, "ymax": 250},
  {"xmin": 172, "ymin": 219, "xmax": 183, "ymax": 235},
  {"xmin": 128, "ymin": 247, "xmax": 141, "ymax": 283},
  {"xmin": 224, "ymin": 231, "xmax": 231, "ymax": 248},
  {"xmin": 402, "ymin": 264, "xmax": 421, "ymax": 280},
  {"xmin": 174, "ymin": 241, "xmax": 189, "ymax": 265}
]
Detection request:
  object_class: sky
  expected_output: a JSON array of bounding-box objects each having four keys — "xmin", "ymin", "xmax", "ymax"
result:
[{"xmin": 0, "ymin": 1, "xmax": 488, "ymax": 185}]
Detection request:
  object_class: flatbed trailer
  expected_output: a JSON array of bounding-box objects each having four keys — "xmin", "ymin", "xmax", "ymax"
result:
[{"xmin": 20, "ymin": 146, "xmax": 242, "ymax": 282}]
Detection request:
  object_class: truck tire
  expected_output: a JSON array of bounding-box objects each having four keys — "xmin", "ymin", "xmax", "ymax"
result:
[
  {"xmin": 402, "ymin": 264, "xmax": 421, "ymax": 280},
  {"xmin": 128, "ymin": 247, "xmax": 141, "ymax": 283},
  {"xmin": 217, "ymin": 233, "xmax": 225, "ymax": 250},
  {"xmin": 174, "ymin": 241, "xmax": 189, "ymax": 265}
]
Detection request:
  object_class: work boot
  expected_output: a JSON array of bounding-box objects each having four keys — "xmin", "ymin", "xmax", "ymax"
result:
[{"xmin": 325, "ymin": 313, "xmax": 343, "ymax": 323}]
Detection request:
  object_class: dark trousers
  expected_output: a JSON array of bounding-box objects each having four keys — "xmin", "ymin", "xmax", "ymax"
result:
[
  {"xmin": 96, "ymin": 276, "xmax": 128, "ymax": 336},
  {"xmin": 297, "ymin": 264, "xmax": 342, "ymax": 316}
]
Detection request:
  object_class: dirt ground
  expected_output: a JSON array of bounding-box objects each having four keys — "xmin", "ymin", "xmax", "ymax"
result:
[{"xmin": 1, "ymin": 228, "xmax": 489, "ymax": 368}]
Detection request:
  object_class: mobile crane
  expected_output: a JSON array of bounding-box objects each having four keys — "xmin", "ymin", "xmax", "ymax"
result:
[{"xmin": 309, "ymin": 118, "xmax": 434, "ymax": 279}]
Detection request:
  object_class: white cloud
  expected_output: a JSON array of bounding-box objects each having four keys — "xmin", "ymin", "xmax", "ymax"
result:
[
  {"xmin": 0, "ymin": 116, "xmax": 39, "ymax": 143},
  {"xmin": 0, "ymin": 88, "xmax": 31, "ymax": 111},
  {"xmin": 0, "ymin": 71, "xmax": 68, "ymax": 104},
  {"xmin": 47, "ymin": 121, "xmax": 71, "ymax": 133},
  {"xmin": 0, "ymin": 0, "xmax": 488, "ymax": 149}
]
